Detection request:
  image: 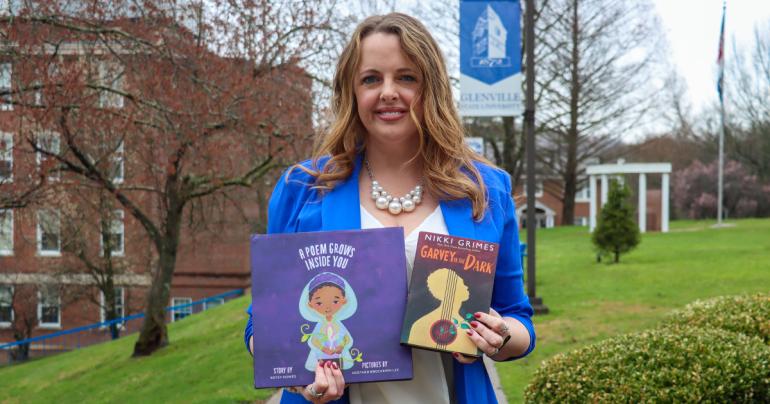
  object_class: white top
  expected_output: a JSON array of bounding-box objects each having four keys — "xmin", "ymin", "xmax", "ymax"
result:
[{"xmin": 349, "ymin": 205, "xmax": 453, "ymax": 404}]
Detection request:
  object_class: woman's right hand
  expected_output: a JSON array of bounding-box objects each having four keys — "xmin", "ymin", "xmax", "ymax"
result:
[{"xmin": 301, "ymin": 360, "xmax": 345, "ymax": 403}]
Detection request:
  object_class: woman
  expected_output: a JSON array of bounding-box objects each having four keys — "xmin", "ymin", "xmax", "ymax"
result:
[{"xmin": 245, "ymin": 13, "xmax": 535, "ymax": 404}]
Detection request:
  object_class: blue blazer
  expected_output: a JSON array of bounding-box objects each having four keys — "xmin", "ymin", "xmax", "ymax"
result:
[{"xmin": 245, "ymin": 154, "xmax": 535, "ymax": 404}]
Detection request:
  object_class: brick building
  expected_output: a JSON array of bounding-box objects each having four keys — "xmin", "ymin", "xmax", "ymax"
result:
[
  {"xmin": 513, "ymin": 179, "xmax": 592, "ymax": 229},
  {"xmin": 0, "ymin": 14, "xmax": 312, "ymax": 357}
]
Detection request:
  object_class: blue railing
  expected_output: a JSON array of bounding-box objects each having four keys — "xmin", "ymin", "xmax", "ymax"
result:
[{"xmin": 0, "ymin": 289, "xmax": 244, "ymax": 366}]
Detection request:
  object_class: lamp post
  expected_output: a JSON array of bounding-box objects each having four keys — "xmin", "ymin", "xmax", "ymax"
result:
[{"xmin": 524, "ymin": 0, "xmax": 548, "ymax": 315}]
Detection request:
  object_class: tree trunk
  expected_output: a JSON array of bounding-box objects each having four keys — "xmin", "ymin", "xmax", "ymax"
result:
[
  {"xmin": 614, "ymin": 249, "xmax": 620, "ymax": 263},
  {"xmin": 132, "ymin": 208, "xmax": 182, "ymax": 357},
  {"xmin": 107, "ymin": 303, "xmax": 120, "ymax": 340},
  {"xmin": 513, "ymin": 130, "xmax": 527, "ymax": 192},
  {"xmin": 502, "ymin": 116, "xmax": 526, "ymax": 191},
  {"xmin": 132, "ymin": 246, "xmax": 177, "ymax": 356},
  {"xmin": 562, "ymin": 163, "xmax": 577, "ymax": 225},
  {"xmin": 103, "ymin": 267, "xmax": 121, "ymax": 340},
  {"xmin": 12, "ymin": 327, "xmax": 31, "ymax": 362},
  {"xmin": 255, "ymin": 184, "xmax": 268, "ymax": 234},
  {"xmin": 109, "ymin": 322, "xmax": 120, "ymax": 340},
  {"xmin": 561, "ymin": 0, "xmax": 581, "ymax": 226},
  {"xmin": 12, "ymin": 343, "xmax": 29, "ymax": 362},
  {"xmin": 502, "ymin": 116, "xmax": 516, "ymax": 175}
]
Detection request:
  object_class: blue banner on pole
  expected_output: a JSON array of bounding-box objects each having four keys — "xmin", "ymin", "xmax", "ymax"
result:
[{"xmin": 460, "ymin": 0, "xmax": 523, "ymax": 117}]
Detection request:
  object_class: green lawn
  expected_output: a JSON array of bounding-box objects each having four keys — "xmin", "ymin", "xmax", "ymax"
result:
[
  {"xmin": 2, "ymin": 219, "xmax": 769, "ymax": 403},
  {"xmin": 498, "ymin": 218, "xmax": 770, "ymax": 403},
  {"xmin": 0, "ymin": 296, "xmax": 273, "ymax": 404}
]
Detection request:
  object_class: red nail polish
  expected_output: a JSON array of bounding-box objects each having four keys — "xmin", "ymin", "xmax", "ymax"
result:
[
  {"xmin": 466, "ymin": 330, "xmax": 473, "ymax": 336},
  {"xmin": 325, "ymin": 361, "xmax": 330, "ymax": 368},
  {"xmin": 474, "ymin": 313, "xmax": 481, "ymax": 319},
  {"xmin": 470, "ymin": 321, "xmax": 479, "ymax": 328},
  {"xmin": 332, "ymin": 361, "xmax": 339, "ymax": 369},
  {"xmin": 453, "ymin": 352, "xmax": 459, "ymax": 358}
]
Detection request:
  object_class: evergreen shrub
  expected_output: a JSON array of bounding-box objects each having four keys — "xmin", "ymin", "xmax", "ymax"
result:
[
  {"xmin": 524, "ymin": 327, "xmax": 770, "ymax": 403},
  {"xmin": 592, "ymin": 180, "xmax": 640, "ymax": 263}
]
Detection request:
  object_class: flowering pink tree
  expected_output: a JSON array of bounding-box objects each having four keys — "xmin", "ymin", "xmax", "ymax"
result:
[{"xmin": 673, "ymin": 160, "xmax": 770, "ymax": 219}]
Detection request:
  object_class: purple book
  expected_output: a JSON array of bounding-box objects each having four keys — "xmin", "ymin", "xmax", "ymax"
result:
[{"xmin": 250, "ymin": 227, "xmax": 413, "ymax": 388}]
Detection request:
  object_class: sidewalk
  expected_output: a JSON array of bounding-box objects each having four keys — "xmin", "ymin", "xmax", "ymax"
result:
[
  {"xmin": 484, "ymin": 355, "xmax": 509, "ymax": 404},
  {"xmin": 266, "ymin": 357, "xmax": 508, "ymax": 403}
]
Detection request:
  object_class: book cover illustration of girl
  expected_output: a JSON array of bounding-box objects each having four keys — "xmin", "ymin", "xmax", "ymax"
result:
[{"xmin": 299, "ymin": 272, "xmax": 359, "ymax": 371}]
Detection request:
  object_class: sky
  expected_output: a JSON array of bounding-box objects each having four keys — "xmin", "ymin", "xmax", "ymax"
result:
[{"xmin": 652, "ymin": 0, "xmax": 770, "ymax": 113}]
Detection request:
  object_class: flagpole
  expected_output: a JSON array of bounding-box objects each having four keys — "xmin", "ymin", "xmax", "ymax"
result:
[
  {"xmin": 718, "ymin": 94, "xmax": 725, "ymax": 225},
  {"xmin": 716, "ymin": 1, "xmax": 726, "ymax": 225}
]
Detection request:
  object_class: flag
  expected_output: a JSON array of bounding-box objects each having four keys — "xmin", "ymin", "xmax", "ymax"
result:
[{"xmin": 716, "ymin": 2, "xmax": 726, "ymax": 103}]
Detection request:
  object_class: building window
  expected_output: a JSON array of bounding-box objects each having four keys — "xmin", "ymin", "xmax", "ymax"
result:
[
  {"xmin": 171, "ymin": 297, "xmax": 192, "ymax": 322},
  {"xmin": 574, "ymin": 217, "xmax": 588, "ymax": 226},
  {"xmin": 535, "ymin": 181, "xmax": 544, "ymax": 197},
  {"xmin": 111, "ymin": 141, "xmax": 124, "ymax": 183},
  {"xmin": 100, "ymin": 287, "xmax": 125, "ymax": 323},
  {"xmin": 101, "ymin": 210, "xmax": 124, "ymax": 256},
  {"xmin": 33, "ymin": 80, "xmax": 43, "ymax": 106},
  {"xmin": 0, "ymin": 209, "xmax": 13, "ymax": 255},
  {"xmin": 0, "ymin": 285, "xmax": 12, "ymax": 327},
  {"xmin": 36, "ymin": 131, "xmax": 61, "ymax": 181},
  {"xmin": 0, "ymin": 132, "xmax": 12, "ymax": 182},
  {"xmin": 576, "ymin": 183, "xmax": 591, "ymax": 202},
  {"xmin": 37, "ymin": 209, "xmax": 61, "ymax": 256},
  {"xmin": 204, "ymin": 297, "xmax": 225, "ymax": 310},
  {"xmin": 35, "ymin": 64, "xmax": 61, "ymax": 106},
  {"xmin": 0, "ymin": 63, "xmax": 11, "ymax": 111},
  {"xmin": 98, "ymin": 62, "xmax": 124, "ymax": 109},
  {"xmin": 38, "ymin": 285, "xmax": 61, "ymax": 328}
]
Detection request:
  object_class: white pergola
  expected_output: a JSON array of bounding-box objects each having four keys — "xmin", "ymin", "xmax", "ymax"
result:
[{"xmin": 586, "ymin": 162, "xmax": 672, "ymax": 233}]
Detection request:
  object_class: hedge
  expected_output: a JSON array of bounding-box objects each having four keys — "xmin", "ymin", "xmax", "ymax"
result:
[
  {"xmin": 664, "ymin": 293, "xmax": 770, "ymax": 344},
  {"xmin": 524, "ymin": 327, "xmax": 770, "ymax": 403}
]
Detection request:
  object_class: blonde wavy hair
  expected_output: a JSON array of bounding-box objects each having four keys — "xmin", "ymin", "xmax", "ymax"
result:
[{"xmin": 299, "ymin": 13, "xmax": 490, "ymax": 219}]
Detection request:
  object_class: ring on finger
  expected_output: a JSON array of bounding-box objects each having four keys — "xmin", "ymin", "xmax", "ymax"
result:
[
  {"xmin": 500, "ymin": 323, "xmax": 509, "ymax": 335},
  {"xmin": 489, "ymin": 347, "xmax": 500, "ymax": 357},
  {"xmin": 307, "ymin": 384, "xmax": 324, "ymax": 398}
]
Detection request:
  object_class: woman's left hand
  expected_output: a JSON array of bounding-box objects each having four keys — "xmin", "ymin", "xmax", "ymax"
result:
[
  {"xmin": 454, "ymin": 308, "xmax": 511, "ymax": 364},
  {"xmin": 299, "ymin": 360, "xmax": 346, "ymax": 403}
]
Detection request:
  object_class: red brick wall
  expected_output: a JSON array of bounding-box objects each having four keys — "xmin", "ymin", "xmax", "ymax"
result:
[
  {"xmin": 0, "ymin": 19, "xmax": 311, "ymax": 348},
  {"xmin": 645, "ymin": 189, "xmax": 662, "ymax": 232},
  {"xmin": 513, "ymin": 179, "xmax": 564, "ymax": 227}
]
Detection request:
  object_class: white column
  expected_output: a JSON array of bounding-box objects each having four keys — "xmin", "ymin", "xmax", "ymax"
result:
[
  {"xmin": 601, "ymin": 175, "xmax": 609, "ymax": 206},
  {"xmin": 662, "ymin": 173, "xmax": 670, "ymax": 232},
  {"xmin": 589, "ymin": 175, "xmax": 597, "ymax": 232},
  {"xmin": 638, "ymin": 173, "xmax": 647, "ymax": 233}
]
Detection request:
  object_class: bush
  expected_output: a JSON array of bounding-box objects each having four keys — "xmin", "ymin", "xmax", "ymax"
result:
[
  {"xmin": 664, "ymin": 293, "xmax": 770, "ymax": 344},
  {"xmin": 524, "ymin": 327, "xmax": 770, "ymax": 403}
]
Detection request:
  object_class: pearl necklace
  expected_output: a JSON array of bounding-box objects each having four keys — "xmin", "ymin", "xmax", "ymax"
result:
[{"xmin": 364, "ymin": 158, "xmax": 423, "ymax": 215}]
